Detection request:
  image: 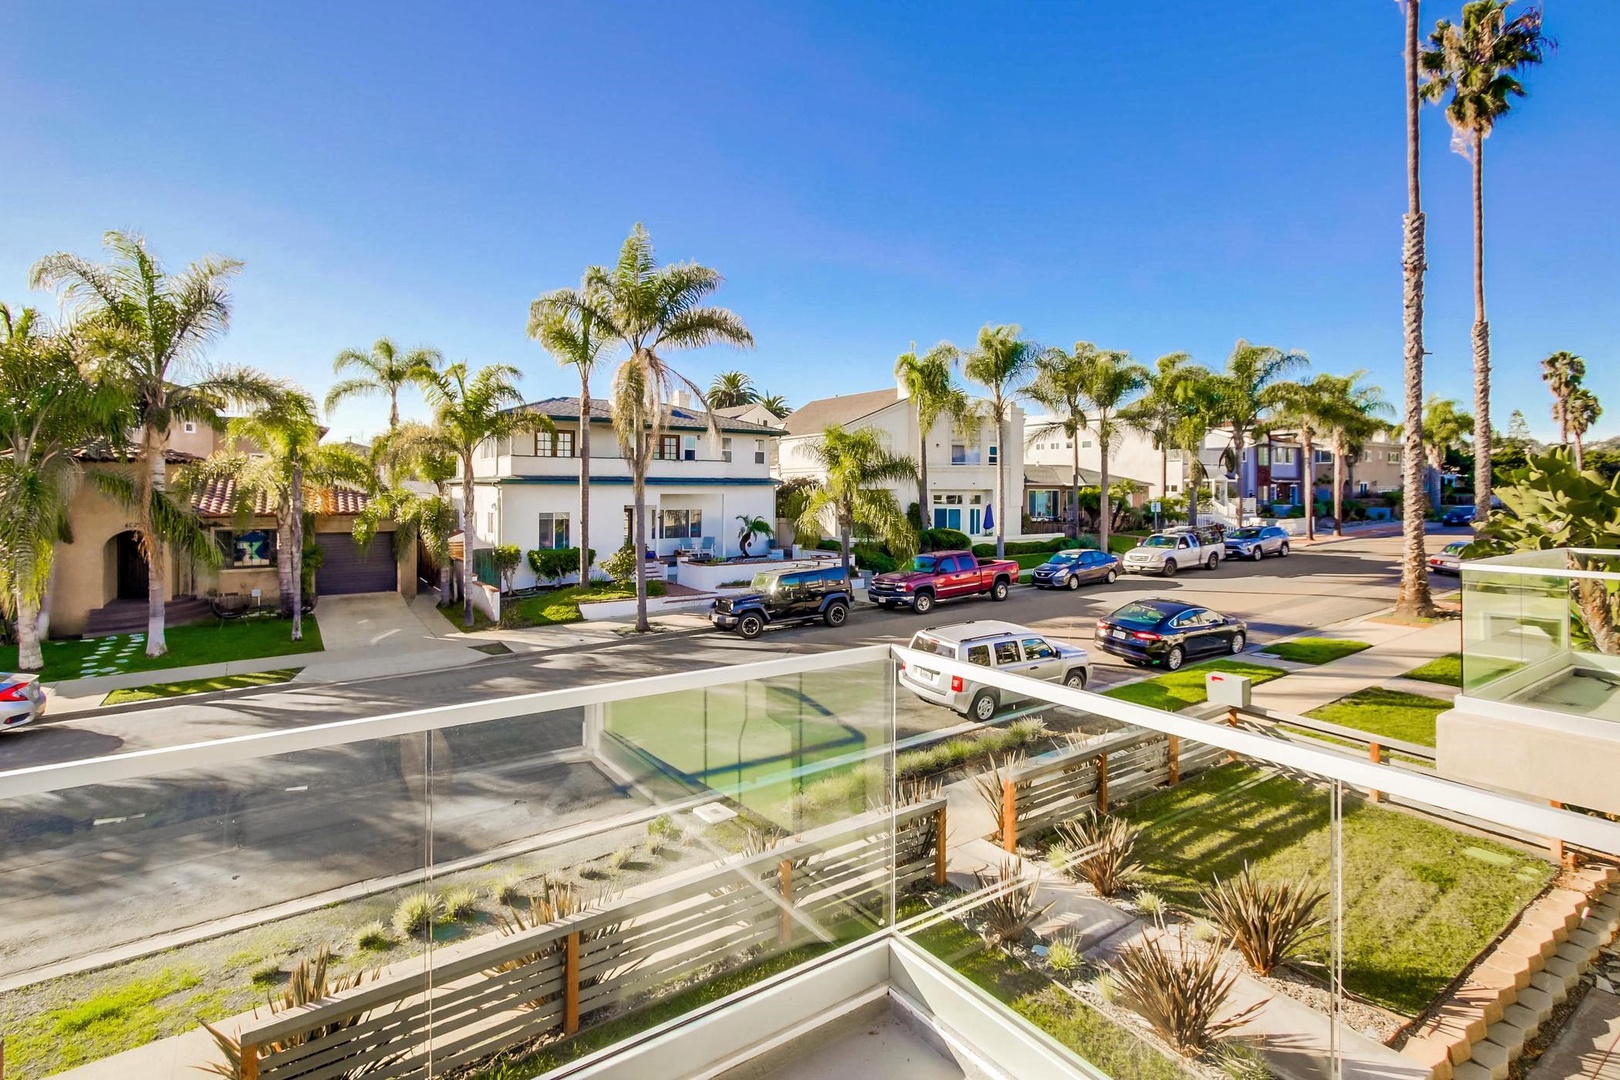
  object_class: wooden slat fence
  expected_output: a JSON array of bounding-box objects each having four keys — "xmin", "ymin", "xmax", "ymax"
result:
[{"xmin": 231, "ymin": 799, "xmax": 946, "ymax": 1079}]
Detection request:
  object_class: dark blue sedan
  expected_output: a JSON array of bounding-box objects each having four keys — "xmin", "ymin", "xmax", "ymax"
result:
[
  {"xmin": 1094, "ymin": 598, "xmax": 1248, "ymax": 670},
  {"xmin": 1031, "ymin": 548, "xmax": 1121, "ymax": 590},
  {"xmin": 1441, "ymin": 506, "xmax": 1478, "ymax": 527}
]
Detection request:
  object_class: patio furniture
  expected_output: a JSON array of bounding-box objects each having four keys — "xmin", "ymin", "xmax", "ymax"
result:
[
  {"xmin": 687, "ymin": 537, "xmax": 717, "ymax": 563},
  {"xmin": 211, "ymin": 593, "xmax": 250, "ymax": 626}
]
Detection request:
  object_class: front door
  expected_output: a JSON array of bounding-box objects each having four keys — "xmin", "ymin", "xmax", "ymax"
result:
[
  {"xmin": 115, "ymin": 531, "xmax": 148, "ymax": 600},
  {"xmin": 934, "ymin": 507, "xmax": 962, "ymax": 531}
]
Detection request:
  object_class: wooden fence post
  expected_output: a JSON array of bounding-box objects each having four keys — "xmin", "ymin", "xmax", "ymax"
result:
[
  {"xmin": 1367, "ymin": 742, "xmax": 1383, "ymax": 803},
  {"xmin": 933, "ymin": 804, "xmax": 948, "ymax": 885},
  {"xmin": 564, "ymin": 931, "xmax": 581, "ymax": 1035},
  {"xmin": 238, "ymin": 1040, "xmax": 258, "ymax": 1080},
  {"xmin": 1001, "ymin": 779, "xmax": 1018, "ymax": 853},
  {"xmin": 778, "ymin": 859, "xmax": 795, "ymax": 944},
  {"xmin": 1548, "ymin": 801, "xmax": 1567, "ymax": 866},
  {"xmin": 1166, "ymin": 735, "xmax": 1180, "ymax": 787},
  {"xmin": 1095, "ymin": 753, "xmax": 1110, "ymax": 814},
  {"xmin": 1224, "ymin": 708, "xmax": 1240, "ymax": 763}
]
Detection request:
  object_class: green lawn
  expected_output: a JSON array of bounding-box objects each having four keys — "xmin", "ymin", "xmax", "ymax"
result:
[
  {"xmin": 494, "ymin": 582, "xmax": 669, "ymax": 629},
  {"xmin": 103, "ymin": 668, "xmax": 300, "ymax": 706},
  {"xmin": 1304, "ymin": 687, "xmax": 1450, "ymax": 747},
  {"xmin": 1103, "ymin": 658, "xmax": 1288, "ymax": 712},
  {"xmin": 1260, "ymin": 638, "xmax": 1373, "ymax": 665},
  {"xmin": 1, "ymin": 615, "xmax": 321, "ymax": 682},
  {"xmin": 1116, "ymin": 764, "xmax": 1552, "ymax": 1016},
  {"xmin": 1403, "ymin": 654, "xmax": 1462, "ymax": 686}
]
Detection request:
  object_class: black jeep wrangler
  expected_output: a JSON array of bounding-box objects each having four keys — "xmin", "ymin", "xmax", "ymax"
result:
[{"xmin": 710, "ymin": 564, "xmax": 852, "ymax": 639}]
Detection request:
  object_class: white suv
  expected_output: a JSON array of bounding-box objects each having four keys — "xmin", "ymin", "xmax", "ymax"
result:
[{"xmin": 898, "ymin": 620, "xmax": 1091, "ymax": 721}]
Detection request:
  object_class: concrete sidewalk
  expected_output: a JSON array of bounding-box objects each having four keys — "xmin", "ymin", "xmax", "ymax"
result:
[{"xmin": 1247, "ymin": 618, "xmax": 1462, "ymax": 716}]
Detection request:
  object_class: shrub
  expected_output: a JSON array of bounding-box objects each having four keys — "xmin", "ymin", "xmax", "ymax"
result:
[
  {"xmin": 645, "ymin": 833, "xmax": 664, "ymax": 857},
  {"xmin": 852, "ymin": 542, "xmax": 898, "ymax": 573},
  {"xmin": 647, "ymin": 813, "xmax": 680, "ymax": 840},
  {"xmin": 1054, "ymin": 812, "xmax": 1141, "ymax": 898},
  {"xmin": 920, "ymin": 527, "xmax": 972, "ymax": 552},
  {"xmin": 817, "ymin": 538, "xmax": 842, "ymax": 552},
  {"xmin": 353, "ymin": 920, "xmax": 395, "ymax": 952},
  {"xmin": 1109, "ymin": 932, "xmax": 1261, "ymax": 1057},
  {"xmin": 391, "ymin": 892, "xmax": 444, "ymax": 936},
  {"xmin": 491, "ymin": 544, "xmax": 523, "ymax": 594},
  {"xmin": 1045, "ymin": 935, "xmax": 1083, "ymax": 974},
  {"xmin": 442, "ymin": 886, "xmax": 481, "ymax": 922},
  {"xmin": 600, "ymin": 543, "xmax": 639, "ymax": 583},
  {"xmin": 250, "ymin": 959, "xmax": 283, "ymax": 986},
  {"xmin": 527, "ymin": 547, "xmax": 595, "ymax": 584},
  {"xmin": 973, "ymin": 860, "xmax": 1053, "ymax": 949},
  {"xmin": 491, "ymin": 873, "xmax": 526, "ymax": 906},
  {"xmin": 1135, "ymin": 889, "xmax": 1168, "ymax": 927},
  {"xmin": 608, "ymin": 846, "xmax": 637, "ymax": 871},
  {"xmin": 1200, "ymin": 864, "xmax": 1327, "ymax": 977},
  {"xmin": 1211, "ymin": 1041, "xmax": 1273, "ymax": 1080}
]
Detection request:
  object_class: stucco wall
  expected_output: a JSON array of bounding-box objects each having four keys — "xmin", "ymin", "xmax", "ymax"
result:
[{"xmin": 1437, "ymin": 705, "xmax": 1620, "ymax": 817}]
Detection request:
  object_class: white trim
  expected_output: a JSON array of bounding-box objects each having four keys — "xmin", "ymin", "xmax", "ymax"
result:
[{"xmin": 1463, "ymin": 549, "xmax": 1620, "ymax": 583}]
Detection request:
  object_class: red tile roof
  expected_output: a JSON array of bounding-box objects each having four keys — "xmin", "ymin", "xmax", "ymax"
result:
[{"xmin": 189, "ymin": 477, "xmax": 373, "ymax": 518}]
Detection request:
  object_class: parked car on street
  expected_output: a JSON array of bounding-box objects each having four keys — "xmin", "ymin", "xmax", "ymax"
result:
[
  {"xmin": 0, "ymin": 673, "xmax": 45, "ymax": 733},
  {"xmin": 1441, "ymin": 506, "xmax": 1478, "ymax": 527},
  {"xmin": 1427, "ymin": 541, "xmax": 1469, "ymax": 576},
  {"xmin": 1224, "ymin": 525, "xmax": 1290, "ymax": 560},
  {"xmin": 710, "ymin": 564, "xmax": 852, "ymax": 638},
  {"xmin": 1094, "ymin": 598, "xmax": 1247, "ymax": 670},
  {"xmin": 898, "ymin": 620, "xmax": 1091, "ymax": 721},
  {"xmin": 1030, "ymin": 548, "xmax": 1121, "ymax": 590},
  {"xmin": 1121, "ymin": 529, "xmax": 1222, "ymax": 576},
  {"xmin": 868, "ymin": 550, "xmax": 1020, "ymax": 615}
]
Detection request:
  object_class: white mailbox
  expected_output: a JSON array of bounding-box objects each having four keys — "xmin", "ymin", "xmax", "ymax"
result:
[{"xmin": 1205, "ymin": 671, "xmax": 1252, "ymax": 709}]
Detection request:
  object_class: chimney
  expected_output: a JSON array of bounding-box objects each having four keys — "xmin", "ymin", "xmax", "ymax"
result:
[{"xmin": 671, "ymin": 390, "xmax": 692, "ymax": 409}]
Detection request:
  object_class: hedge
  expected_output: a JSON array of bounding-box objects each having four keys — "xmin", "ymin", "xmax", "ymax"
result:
[{"xmin": 971, "ymin": 537, "xmax": 1078, "ymax": 557}]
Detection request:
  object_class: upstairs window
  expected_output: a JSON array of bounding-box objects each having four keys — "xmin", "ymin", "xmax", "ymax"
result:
[
  {"xmin": 754, "ymin": 439, "xmax": 766, "ymax": 465},
  {"xmin": 682, "ymin": 435, "xmax": 698, "ymax": 461},
  {"xmin": 656, "ymin": 435, "xmax": 680, "ymax": 460},
  {"xmin": 950, "ymin": 443, "xmax": 981, "ymax": 465},
  {"xmin": 988, "ymin": 444, "xmax": 998, "ymax": 465},
  {"xmin": 555, "ymin": 430, "xmax": 575, "ymax": 457},
  {"xmin": 722, "ymin": 437, "xmax": 733, "ymax": 463}
]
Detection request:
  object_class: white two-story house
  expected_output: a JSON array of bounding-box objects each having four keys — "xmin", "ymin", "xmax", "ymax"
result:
[{"xmin": 457, "ymin": 397, "xmax": 784, "ymax": 589}]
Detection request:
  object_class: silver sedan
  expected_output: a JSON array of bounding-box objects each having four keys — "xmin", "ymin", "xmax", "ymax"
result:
[
  {"xmin": 0, "ymin": 673, "xmax": 45, "ymax": 733},
  {"xmin": 1224, "ymin": 525, "xmax": 1291, "ymax": 560}
]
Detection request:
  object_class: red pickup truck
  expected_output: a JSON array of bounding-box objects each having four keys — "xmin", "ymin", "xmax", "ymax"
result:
[{"xmin": 868, "ymin": 550, "xmax": 1021, "ymax": 615}]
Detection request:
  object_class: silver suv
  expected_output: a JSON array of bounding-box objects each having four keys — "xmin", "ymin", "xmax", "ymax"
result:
[{"xmin": 898, "ymin": 620, "xmax": 1091, "ymax": 721}]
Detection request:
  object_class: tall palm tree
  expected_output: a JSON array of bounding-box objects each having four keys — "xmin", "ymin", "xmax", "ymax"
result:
[
  {"xmin": 1211, "ymin": 340, "xmax": 1309, "ymax": 509},
  {"xmin": 1168, "ymin": 370, "xmax": 1224, "ymax": 529},
  {"xmin": 1122, "ymin": 353, "xmax": 1194, "ymax": 508},
  {"xmin": 894, "ymin": 341, "xmax": 968, "ymax": 528},
  {"xmin": 1421, "ymin": 0, "xmax": 1550, "ymax": 521},
  {"xmin": 706, "ymin": 370, "xmax": 758, "ymax": 409},
  {"xmin": 1539, "ymin": 350, "xmax": 1585, "ymax": 446},
  {"xmin": 1079, "ymin": 349, "xmax": 1148, "ymax": 554},
  {"xmin": 0, "ymin": 307, "xmax": 128, "ymax": 670},
  {"xmin": 544, "ymin": 225, "xmax": 753, "ymax": 632},
  {"xmin": 1319, "ymin": 374, "xmax": 1396, "ymax": 536},
  {"xmin": 1026, "ymin": 345, "xmax": 1092, "ymax": 539},
  {"xmin": 181, "ymin": 386, "xmax": 372, "ymax": 638},
  {"xmin": 30, "ymin": 230, "xmax": 277, "ymax": 657},
  {"xmin": 1272, "ymin": 376, "xmax": 1337, "ymax": 542},
  {"xmin": 325, "ymin": 338, "xmax": 442, "ymax": 431},
  {"xmin": 416, "ymin": 362, "xmax": 552, "ymax": 627},
  {"xmin": 369, "ymin": 420, "xmax": 459, "ymax": 600},
  {"xmin": 1567, "ymin": 388, "xmax": 1601, "ymax": 471},
  {"xmin": 795, "ymin": 425, "xmax": 917, "ymax": 581},
  {"xmin": 1420, "ymin": 396, "xmax": 1473, "ymax": 509},
  {"xmin": 756, "ymin": 393, "xmax": 791, "ymax": 420},
  {"xmin": 1396, "ymin": 0, "xmax": 1437, "ymax": 617},
  {"xmin": 531, "ymin": 274, "xmax": 617, "ymax": 584},
  {"xmin": 964, "ymin": 325, "xmax": 1040, "ymax": 559}
]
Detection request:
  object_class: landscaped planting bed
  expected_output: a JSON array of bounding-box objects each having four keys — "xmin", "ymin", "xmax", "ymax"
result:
[{"xmin": 0, "ymin": 614, "xmax": 321, "ymax": 682}]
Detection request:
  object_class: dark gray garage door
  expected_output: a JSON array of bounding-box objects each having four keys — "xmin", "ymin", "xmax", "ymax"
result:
[{"xmin": 315, "ymin": 534, "xmax": 398, "ymax": 595}]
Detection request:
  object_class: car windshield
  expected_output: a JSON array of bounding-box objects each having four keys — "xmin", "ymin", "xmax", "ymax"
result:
[
  {"xmin": 909, "ymin": 555, "xmax": 939, "ymax": 573},
  {"xmin": 1111, "ymin": 602, "xmax": 1170, "ymax": 626},
  {"xmin": 908, "ymin": 633, "xmax": 955, "ymax": 658},
  {"xmin": 1140, "ymin": 535, "xmax": 1176, "ymax": 548},
  {"xmin": 1444, "ymin": 543, "xmax": 1468, "ymax": 555},
  {"xmin": 1229, "ymin": 528, "xmax": 1262, "ymax": 539},
  {"xmin": 1047, "ymin": 551, "xmax": 1082, "ymax": 565},
  {"xmin": 750, "ymin": 572, "xmax": 777, "ymax": 591}
]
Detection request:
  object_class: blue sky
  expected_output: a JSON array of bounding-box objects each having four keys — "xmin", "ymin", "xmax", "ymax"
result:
[{"xmin": 2, "ymin": 2, "xmax": 1614, "ymax": 443}]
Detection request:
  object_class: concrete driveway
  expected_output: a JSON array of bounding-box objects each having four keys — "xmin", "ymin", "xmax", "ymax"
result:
[{"xmin": 314, "ymin": 592, "xmax": 445, "ymax": 652}]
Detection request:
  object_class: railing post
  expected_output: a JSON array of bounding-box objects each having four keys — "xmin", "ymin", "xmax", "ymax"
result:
[
  {"xmin": 1367, "ymin": 742, "xmax": 1383, "ymax": 803},
  {"xmin": 1166, "ymin": 735, "xmax": 1180, "ymax": 787},
  {"xmin": 933, "ymin": 804, "xmax": 948, "ymax": 885},
  {"xmin": 778, "ymin": 858, "xmax": 795, "ymax": 944},
  {"xmin": 239, "ymin": 1040, "xmax": 258, "ymax": 1080},
  {"xmin": 564, "ymin": 931, "xmax": 581, "ymax": 1035},
  {"xmin": 1224, "ymin": 708, "xmax": 1240, "ymax": 763},
  {"xmin": 1001, "ymin": 779, "xmax": 1018, "ymax": 853},
  {"xmin": 1548, "ymin": 801, "xmax": 1568, "ymax": 866},
  {"xmin": 1095, "ymin": 753, "xmax": 1109, "ymax": 814}
]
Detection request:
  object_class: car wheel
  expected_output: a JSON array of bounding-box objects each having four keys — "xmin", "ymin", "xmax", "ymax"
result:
[
  {"xmin": 1104, "ymin": 568, "xmax": 1118, "ymax": 584},
  {"xmin": 1279, "ymin": 542, "xmax": 1289, "ymax": 557},
  {"xmin": 969, "ymin": 690, "xmax": 998, "ymax": 722},
  {"xmin": 737, "ymin": 614, "xmax": 764, "ymax": 639},
  {"xmin": 1164, "ymin": 645, "xmax": 1185, "ymax": 671},
  {"xmin": 1252, "ymin": 546, "xmax": 1263, "ymax": 561},
  {"xmin": 1063, "ymin": 668, "xmax": 1087, "ymax": 689},
  {"xmin": 1162, "ymin": 560, "xmax": 1177, "ymax": 578},
  {"xmin": 1206, "ymin": 552, "xmax": 1220, "ymax": 570},
  {"xmin": 912, "ymin": 591, "xmax": 935, "ymax": 615},
  {"xmin": 990, "ymin": 579, "xmax": 1010, "ymax": 601},
  {"xmin": 1065, "ymin": 574, "xmax": 1080, "ymax": 591},
  {"xmin": 823, "ymin": 601, "xmax": 849, "ymax": 627},
  {"xmin": 1230, "ymin": 630, "xmax": 1246, "ymax": 654}
]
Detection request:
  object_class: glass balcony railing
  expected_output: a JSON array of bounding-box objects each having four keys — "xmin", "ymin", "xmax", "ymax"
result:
[{"xmin": 1, "ymin": 643, "xmax": 1617, "ymax": 1080}]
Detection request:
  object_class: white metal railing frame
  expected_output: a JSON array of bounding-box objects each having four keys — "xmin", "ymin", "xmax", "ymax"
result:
[{"xmin": 1462, "ymin": 548, "xmax": 1620, "ymax": 583}]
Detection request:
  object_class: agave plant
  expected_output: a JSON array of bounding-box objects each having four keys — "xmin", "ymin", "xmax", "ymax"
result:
[
  {"xmin": 1200, "ymin": 864, "xmax": 1328, "ymax": 977},
  {"xmin": 1054, "ymin": 812, "xmax": 1142, "ymax": 898},
  {"xmin": 1109, "ymin": 932, "xmax": 1262, "ymax": 1057},
  {"xmin": 972, "ymin": 860, "xmax": 1054, "ymax": 949}
]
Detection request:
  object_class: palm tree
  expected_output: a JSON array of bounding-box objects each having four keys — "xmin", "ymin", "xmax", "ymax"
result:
[
  {"xmin": 545, "ymin": 225, "xmax": 753, "ymax": 632},
  {"xmin": 1211, "ymin": 341, "xmax": 1309, "ymax": 510},
  {"xmin": 325, "ymin": 338, "xmax": 443, "ymax": 431},
  {"xmin": 369, "ymin": 420, "xmax": 459, "ymax": 601},
  {"xmin": 0, "ymin": 307, "xmax": 128, "ymax": 670},
  {"xmin": 894, "ymin": 341, "xmax": 969, "ymax": 529},
  {"xmin": 1420, "ymin": 396, "xmax": 1473, "ymax": 509},
  {"xmin": 964, "ymin": 325, "xmax": 1040, "ymax": 559},
  {"xmin": 1567, "ymin": 388, "xmax": 1601, "ymax": 471},
  {"xmin": 1122, "ymin": 353, "xmax": 1194, "ymax": 509},
  {"xmin": 1273, "ymin": 377, "xmax": 1337, "ymax": 542},
  {"xmin": 1080, "ymin": 349, "xmax": 1148, "ymax": 553},
  {"xmin": 1421, "ymin": 0, "xmax": 1550, "ymax": 521},
  {"xmin": 756, "ymin": 393, "xmax": 791, "ymax": 419},
  {"xmin": 706, "ymin": 370, "xmax": 758, "ymax": 409},
  {"xmin": 1539, "ymin": 350, "xmax": 1585, "ymax": 446},
  {"xmin": 1169, "ymin": 370, "xmax": 1224, "ymax": 528},
  {"xmin": 795, "ymin": 425, "xmax": 917, "ymax": 581},
  {"xmin": 30, "ymin": 230, "xmax": 277, "ymax": 657},
  {"xmin": 181, "ymin": 387, "xmax": 372, "ymax": 638},
  {"xmin": 416, "ymin": 363, "xmax": 552, "ymax": 627},
  {"xmin": 1319, "ymin": 375, "xmax": 1396, "ymax": 536},
  {"xmin": 531, "ymin": 274, "xmax": 617, "ymax": 585},
  {"xmin": 735, "ymin": 514, "xmax": 773, "ymax": 556},
  {"xmin": 1026, "ymin": 346, "xmax": 1091, "ymax": 540}
]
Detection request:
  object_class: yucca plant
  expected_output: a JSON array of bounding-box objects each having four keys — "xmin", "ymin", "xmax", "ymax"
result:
[
  {"xmin": 1054, "ymin": 812, "xmax": 1141, "ymax": 898},
  {"xmin": 1201, "ymin": 864, "xmax": 1327, "ymax": 977},
  {"xmin": 391, "ymin": 891, "xmax": 444, "ymax": 937},
  {"xmin": 972, "ymin": 860, "xmax": 1053, "ymax": 949},
  {"xmin": 1045, "ymin": 934, "xmax": 1083, "ymax": 974},
  {"xmin": 1109, "ymin": 933, "xmax": 1262, "ymax": 1058},
  {"xmin": 442, "ymin": 885, "xmax": 481, "ymax": 922},
  {"xmin": 972, "ymin": 752, "xmax": 1025, "ymax": 847}
]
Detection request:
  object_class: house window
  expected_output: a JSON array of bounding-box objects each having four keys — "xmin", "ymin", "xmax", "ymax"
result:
[
  {"xmin": 1389, "ymin": 450, "xmax": 1403, "ymax": 465},
  {"xmin": 988, "ymin": 444, "xmax": 998, "ymax": 465},
  {"xmin": 486, "ymin": 511, "xmax": 496, "ymax": 535},
  {"xmin": 1275, "ymin": 447, "xmax": 1295, "ymax": 465},
  {"xmin": 682, "ymin": 435, "xmax": 698, "ymax": 461},
  {"xmin": 536, "ymin": 431, "xmax": 554, "ymax": 456},
  {"xmin": 950, "ymin": 443, "xmax": 981, "ymax": 465},
  {"xmin": 1027, "ymin": 491, "xmax": 1058, "ymax": 518},
  {"xmin": 536, "ymin": 512, "xmax": 571, "ymax": 550},
  {"xmin": 479, "ymin": 440, "xmax": 494, "ymax": 460},
  {"xmin": 1080, "ymin": 439, "xmax": 1092, "ymax": 449},
  {"xmin": 182, "ymin": 421, "xmax": 198, "ymax": 434},
  {"xmin": 1169, "ymin": 484, "xmax": 1181, "ymax": 493},
  {"xmin": 555, "ymin": 430, "xmax": 574, "ymax": 457},
  {"xmin": 657, "ymin": 435, "xmax": 679, "ymax": 460},
  {"xmin": 1257, "ymin": 446, "xmax": 1271, "ymax": 466},
  {"xmin": 660, "ymin": 508, "xmax": 703, "ymax": 540},
  {"xmin": 722, "ymin": 437, "xmax": 732, "ymax": 463},
  {"xmin": 754, "ymin": 439, "xmax": 765, "ymax": 465},
  {"xmin": 1315, "ymin": 449, "xmax": 1333, "ymax": 464},
  {"xmin": 215, "ymin": 528, "xmax": 276, "ymax": 568}
]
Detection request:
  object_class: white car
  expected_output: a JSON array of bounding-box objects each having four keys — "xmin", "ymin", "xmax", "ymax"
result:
[
  {"xmin": 1428, "ymin": 541, "xmax": 1468, "ymax": 576},
  {"xmin": 899, "ymin": 620, "xmax": 1090, "ymax": 721},
  {"xmin": 0, "ymin": 674, "xmax": 45, "ymax": 733}
]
